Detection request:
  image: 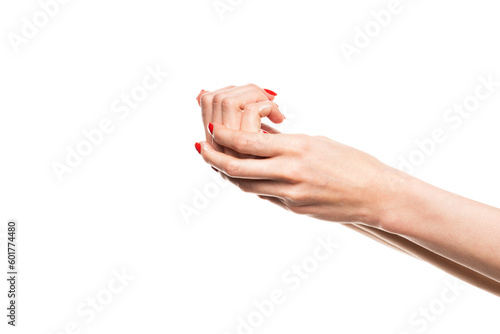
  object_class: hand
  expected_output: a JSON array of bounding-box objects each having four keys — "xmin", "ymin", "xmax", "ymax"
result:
[
  {"xmin": 195, "ymin": 84, "xmax": 284, "ymax": 155},
  {"xmin": 197, "ymin": 123, "xmax": 404, "ymax": 227}
]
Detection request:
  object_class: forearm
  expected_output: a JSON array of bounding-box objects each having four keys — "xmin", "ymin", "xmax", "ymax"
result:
[
  {"xmin": 379, "ymin": 170, "xmax": 500, "ymax": 283},
  {"xmin": 346, "ymin": 223, "xmax": 500, "ymax": 297},
  {"xmin": 345, "ymin": 223, "xmax": 412, "ymax": 256},
  {"xmin": 196, "ymin": 118, "xmax": 500, "ymax": 291}
]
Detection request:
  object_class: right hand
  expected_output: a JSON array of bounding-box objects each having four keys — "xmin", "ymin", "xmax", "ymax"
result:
[{"xmin": 195, "ymin": 84, "xmax": 285, "ymax": 156}]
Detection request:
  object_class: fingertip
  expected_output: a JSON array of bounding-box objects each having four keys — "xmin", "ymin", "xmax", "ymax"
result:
[
  {"xmin": 200, "ymin": 141, "xmax": 213, "ymax": 152},
  {"xmin": 268, "ymin": 113, "xmax": 285, "ymax": 124},
  {"xmin": 196, "ymin": 89, "xmax": 208, "ymax": 106},
  {"xmin": 264, "ymin": 88, "xmax": 277, "ymax": 97}
]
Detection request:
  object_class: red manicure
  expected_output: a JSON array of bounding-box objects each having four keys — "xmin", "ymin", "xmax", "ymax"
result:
[
  {"xmin": 262, "ymin": 130, "xmax": 269, "ymax": 134},
  {"xmin": 208, "ymin": 123, "xmax": 214, "ymax": 135},
  {"xmin": 264, "ymin": 88, "xmax": 277, "ymax": 96},
  {"xmin": 196, "ymin": 90, "xmax": 207, "ymax": 106},
  {"xmin": 195, "ymin": 142, "xmax": 201, "ymax": 154}
]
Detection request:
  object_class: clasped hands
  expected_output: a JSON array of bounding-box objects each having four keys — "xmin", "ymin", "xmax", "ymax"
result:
[{"xmin": 194, "ymin": 84, "xmax": 402, "ymax": 229}]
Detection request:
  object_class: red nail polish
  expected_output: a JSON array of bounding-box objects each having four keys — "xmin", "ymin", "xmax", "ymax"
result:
[
  {"xmin": 208, "ymin": 123, "xmax": 214, "ymax": 134},
  {"xmin": 195, "ymin": 142, "xmax": 201, "ymax": 154},
  {"xmin": 264, "ymin": 88, "xmax": 277, "ymax": 96},
  {"xmin": 196, "ymin": 90, "xmax": 207, "ymax": 106},
  {"xmin": 262, "ymin": 130, "xmax": 269, "ymax": 134}
]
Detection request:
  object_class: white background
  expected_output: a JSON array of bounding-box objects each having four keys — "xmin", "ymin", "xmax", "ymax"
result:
[{"xmin": 1, "ymin": 0, "xmax": 500, "ymax": 333}]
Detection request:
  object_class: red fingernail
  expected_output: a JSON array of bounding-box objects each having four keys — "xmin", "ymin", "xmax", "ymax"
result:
[
  {"xmin": 211, "ymin": 167, "xmax": 218, "ymax": 172},
  {"xmin": 208, "ymin": 123, "xmax": 214, "ymax": 135},
  {"xmin": 264, "ymin": 88, "xmax": 277, "ymax": 96},
  {"xmin": 262, "ymin": 130, "xmax": 269, "ymax": 134},
  {"xmin": 195, "ymin": 142, "xmax": 201, "ymax": 154}
]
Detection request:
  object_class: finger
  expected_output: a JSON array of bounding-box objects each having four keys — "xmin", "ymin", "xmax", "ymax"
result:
[
  {"xmin": 217, "ymin": 84, "xmax": 278, "ymax": 102},
  {"xmin": 223, "ymin": 92, "xmax": 284, "ymax": 131},
  {"xmin": 199, "ymin": 85, "xmax": 235, "ymax": 125},
  {"xmin": 258, "ymin": 195, "xmax": 287, "ymax": 208},
  {"xmin": 198, "ymin": 84, "xmax": 277, "ymax": 126},
  {"xmin": 220, "ymin": 90, "xmax": 267, "ymax": 131},
  {"xmin": 211, "ymin": 85, "xmax": 278, "ymax": 158},
  {"xmin": 197, "ymin": 85, "xmax": 235, "ymax": 108},
  {"xmin": 210, "ymin": 86, "xmax": 256, "ymax": 157},
  {"xmin": 212, "ymin": 84, "xmax": 281, "ymax": 131},
  {"xmin": 200, "ymin": 84, "xmax": 279, "ymax": 155},
  {"xmin": 262, "ymin": 88, "xmax": 278, "ymax": 101},
  {"xmin": 199, "ymin": 141, "xmax": 281, "ymax": 180},
  {"xmin": 240, "ymin": 100, "xmax": 281, "ymax": 132},
  {"xmin": 231, "ymin": 178, "xmax": 287, "ymax": 197},
  {"xmin": 209, "ymin": 122, "xmax": 287, "ymax": 157},
  {"xmin": 198, "ymin": 86, "xmax": 236, "ymax": 151},
  {"xmin": 196, "ymin": 89, "xmax": 207, "ymax": 106},
  {"xmin": 219, "ymin": 175, "xmax": 285, "ymax": 197}
]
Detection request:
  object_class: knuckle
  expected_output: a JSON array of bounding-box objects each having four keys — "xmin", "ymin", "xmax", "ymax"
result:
[
  {"xmin": 212, "ymin": 93, "xmax": 226, "ymax": 105},
  {"xmin": 243, "ymin": 104, "xmax": 259, "ymax": 114},
  {"xmin": 291, "ymin": 134, "xmax": 311, "ymax": 154},
  {"xmin": 224, "ymin": 159, "xmax": 240, "ymax": 177},
  {"xmin": 299, "ymin": 134, "xmax": 312, "ymax": 150},
  {"xmin": 221, "ymin": 96, "xmax": 237, "ymax": 108},
  {"xmin": 200, "ymin": 152, "xmax": 212, "ymax": 165},
  {"xmin": 289, "ymin": 204, "xmax": 310, "ymax": 215},
  {"xmin": 244, "ymin": 83, "xmax": 259, "ymax": 90},
  {"xmin": 283, "ymin": 163, "xmax": 302, "ymax": 183},
  {"xmin": 255, "ymin": 132, "xmax": 268, "ymax": 147},
  {"xmin": 283, "ymin": 186, "xmax": 305, "ymax": 204},
  {"xmin": 233, "ymin": 133, "xmax": 252, "ymax": 151},
  {"xmin": 200, "ymin": 93, "xmax": 213, "ymax": 107},
  {"xmin": 236, "ymin": 180, "xmax": 251, "ymax": 193}
]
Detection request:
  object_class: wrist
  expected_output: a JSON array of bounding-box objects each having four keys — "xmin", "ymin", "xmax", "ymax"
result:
[{"xmin": 366, "ymin": 167, "xmax": 419, "ymax": 233}]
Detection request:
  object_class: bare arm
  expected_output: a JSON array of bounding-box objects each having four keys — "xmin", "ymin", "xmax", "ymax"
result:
[
  {"xmin": 194, "ymin": 84, "xmax": 500, "ymax": 295},
  {"xmin": 197, "ymin": 123, "xmax": 500, "ymax": 287},
  {"xmin": 380, "ymin": 173, "xmax": 500, "ymax": 283},
  {"xmin": 346, "ymin": 223, "xmax": 500, "ymax": 297}
]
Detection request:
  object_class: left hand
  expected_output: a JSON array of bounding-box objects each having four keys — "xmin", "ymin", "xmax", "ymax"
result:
[{"xmin": 196, "ymin": 122, "xmax": 403, "ymax": 227}]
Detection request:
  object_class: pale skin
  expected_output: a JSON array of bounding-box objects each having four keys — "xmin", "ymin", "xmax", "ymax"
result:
[{"xmin": 194, "ymin": 84, "xmax": 500, "ymax": 296}]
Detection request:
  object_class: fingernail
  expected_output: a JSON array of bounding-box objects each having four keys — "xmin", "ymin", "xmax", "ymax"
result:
[
  {"xmin": 262, "ymin": 130, "xmax": 269, "ymax": 134},
  {"xmin": 196, "ymin": 90, "xmax": 207, "ymax": 104},
  {"xmin": 264, "ymin": 88, "xmax": 277, "ymax": 96},
  {"xmin": 195, "ymin": 142, "xmax": 201, "ymax": 154},
  {"xmin": 211, "ymin": 167, "xmax": 218, "ymax": 172},
  {"xmin": 208, "ymin": 123, "xmax": 214, "ymax": 135}
]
